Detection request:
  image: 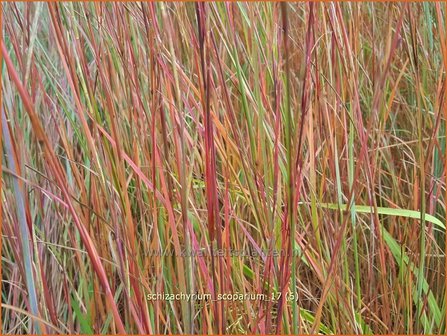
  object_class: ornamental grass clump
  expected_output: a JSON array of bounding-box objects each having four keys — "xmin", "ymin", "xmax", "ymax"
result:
[{"xmin": 1, "ymin": 2, "xmax": 446, "ymax": 334}]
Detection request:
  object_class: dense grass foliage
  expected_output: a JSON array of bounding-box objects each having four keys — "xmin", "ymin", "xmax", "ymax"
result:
[{"xmin": 2, "ymin": 2, "xmax": 446, "ymax": 334}]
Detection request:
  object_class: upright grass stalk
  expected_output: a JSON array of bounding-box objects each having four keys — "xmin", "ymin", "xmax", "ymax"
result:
[
  {"xmin": 2, "ymin": 108, "xmax": 41, "ymax": 334},
  {"xmin": 280, "ymin": 3, "xmax": 298, "ymax": 334},
  {"xmin": 438, "ymin": 3, "xmax": 447, "ymax": 334},
  {"xmin": 196, "ymin": 3, "xmax": 224, "ymax": 333}
]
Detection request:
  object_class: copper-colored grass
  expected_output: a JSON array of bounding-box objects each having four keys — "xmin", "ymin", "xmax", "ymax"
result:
[{"xmin": 1, "ymin": 2, "xmax": 446, "ymax": 334}]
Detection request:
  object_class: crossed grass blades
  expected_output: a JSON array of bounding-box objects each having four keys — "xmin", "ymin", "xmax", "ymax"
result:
[{"xmin": 1, "ymin": 2, "xmax": 446, "ymax": 334}]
